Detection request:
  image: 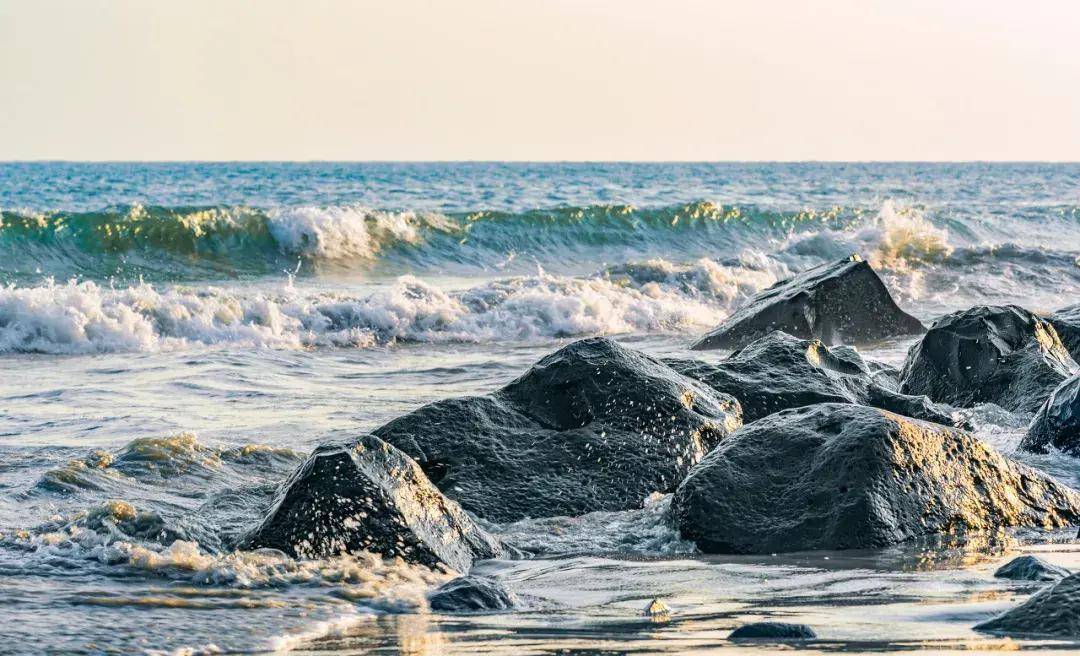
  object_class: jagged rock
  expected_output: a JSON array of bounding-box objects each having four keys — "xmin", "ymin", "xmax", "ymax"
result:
[
  {"xmin": 729, "ymin": 622, "xmax": 817, "ymax": 640},
  {"xmin": 691, "ymin": 255, "xmax": 924, "ymax": 351},
  {"xmin": 643, "ymin": 599, "xmax": 671, "ymax": 617},
  {"xmin": 976, "ymin": 572, "xmax": 1080, "ymax": 636},
  {"xmin": 994, "ymin": 555, "xmax": 1070, "ymax": 581},
  {"xmin": 374, "ymin": 337, "xmax": 742, "ymax": 523},
  {"xmin": 1022, "ymin": 374, "xmax": 1080, "ymax": 455},
  {"xmin": 672, "ymin": 404, "xmax": 1080, "ymax": 554},
  {"xmin": 240, "ymin": 435, "xmax": 502, "ymax": 572},
  {"xmin": 900, "ymin": 305, "xmax": 1077, "ymax": 413},
  {"xmin": 668, "ymin": 331, "xmax": 963, "ymax": 426},
  {"xmin": 1049, "ymin": 304, "xmax": 1080, "ymax": 362},
  {"xmin": 428, "ymin": 576, "xmax": 519, "ymax": 612}
]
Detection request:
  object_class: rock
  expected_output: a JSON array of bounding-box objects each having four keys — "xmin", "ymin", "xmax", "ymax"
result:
[
  {"xmin": 1022, "ymin": 373, "xmax": 1080, "ymax": 455},
  {"xmin": 976, "ymin": 572, "xmax": 1080, "ymax": 636},
  {"xmin": 643, "ymin": 599, "xmax": 671, "ymax": 617},
  {"xmin": 691, "ymin": 255, "xmax": 924, "ymax": 351},
  {"xmin": 672, "ymin": 403, "xmax": 1080, "ymax": 554},
  {"xmin": 728, "ymin": 622, "xmax": 817, "ymax": 640},
  {"xmin": 1049, "ymin": 304, "xmax": 1080, "ymax": 362},
  {"xmin": 374, "ymin": 337, "xmax": 742, "ymax": 523},
  {"xmin": 240, "ymin": 435, "xmax": 502, "ymax": 572},
  {"xmin": 994, "ymin": 555, "xmax": 1070, "ymax": 581},
  {"xmin": 899, "ymin": 305, "xmax": 1077, "ymax": 413},
  {"xmin": 668, "ymin": 331, "xmax": 963, "ymax": 426},
  {"xmin": 428, "ymin": 575, "xmax": 519, "ymax": 612}
]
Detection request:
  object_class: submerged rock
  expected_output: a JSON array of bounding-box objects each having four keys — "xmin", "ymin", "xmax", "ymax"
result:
[
  {"xmin": 994, "ymin": 555, "xmax": 1070, "ymax": 581},
  {"xmin": 1022, "ymin": 373, "xmax": 1080, "ymax": 455},
  {"xmin": 672, "ymin": 404, "xmax": 1080, "ymax": 554},
  {"xmin": 1049, "ymin": 304, "xmax": 1080, "ymax": 362},
  {"xmin": 374, "ymin": 337, "xmax": 742, "ymax": 523},
  {"xmin": 728, "ymin": 622, "xmax": 817, "ymax": 640},
  {"xmin": 976, "ymin": 572, "xmax": 1080, "ymax": 636},
  {"xmin": 899, "ymin": 305, "xmax": 1077, "ymax": 413},
  {"xmin": 428, "ymin": 575, "xmax": 519, "ymax": 612},
  {"xmin": 240, "ymin": 435, "xmax": 502, "ymax": 572},
  {"xmin": 668, "ymin": 331, "xmax": 963, "ymax": 426},
  {"xmin": 691, "ymin": 255, "xmax": 924, "ymax": 351}
]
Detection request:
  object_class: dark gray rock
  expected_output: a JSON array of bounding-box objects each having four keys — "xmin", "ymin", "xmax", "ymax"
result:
[
  {"xmin": 691, "ymin": 255, "xmax": 924, "ymax": 351},
  {"xmin": 672, "ymin": 404, "xmax": 1080, "ymax": 554},
  {"xmin": 729, "ymin": 622, "xmax": 817, "ymax": 640},
  {"xmin": 668, "ymin": 331, "xmax": 963, "ymax": 426},
  {"xmin": 899, "ymin": 305, "xmax": 1077, "ymax": 413},
  {"xmin": 1049, "ymin": 304, "xmax": 1080, "ymax": 362},
  {"xmin": 240, "ymin": 435, "xmax": 502, "ymax": 572},
  {"xmin": 976, "ymin": 572, "xmax": 1080, "ymax": 636},
  {"xmin": 994, "ymin": 555, "xmax": 1070, "ymax": 582},
  {"xmin": 374, "ymin": 337, "xmax": 743, "ymax": 523},
  {"xmin": 428, "ymin": 575, "xmax": 519, "ymax": 612},
  {"xmin": 1022, "ymin": 373, "xmax": 1080, "ymax": 455}
]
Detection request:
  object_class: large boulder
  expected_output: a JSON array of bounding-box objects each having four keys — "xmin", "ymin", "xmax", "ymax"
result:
[
  {"xmin": 668, "ymin": 331, "xmax": 962, "ymax": 426},
  {"xmin": 899, "ymin": 305, "xmax": 1077, "ymax": 413},
  {"xmin": 672, "ymin": 404, "xmax": 1080, "ymax": 554},
  {"xmin": 240, "ymin": 435, "xmax": 502, "ymax": 572},
  {"xmin": 1049, "ymin": 304, "xmax": 1080, "ymax": 362},
  {"xmin": 1022, "ymin": 373, "xmax": 1080, "ymax": 455},
  {"xmin": 374, "ymin": 337, "xmax": 743, "ymax": 523},
  {"xmin": 976, "ymin": 572, "xmax": 1080, "ymax": 636},
  {"xmin": 691, "ymin": 255, "xmax": 924, "ymax": 351}
]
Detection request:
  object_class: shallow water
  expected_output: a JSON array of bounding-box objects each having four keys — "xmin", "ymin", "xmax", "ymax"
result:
[{"xmin": 2, "ymin": 163, "xmax": 1080, "ymax": 654}]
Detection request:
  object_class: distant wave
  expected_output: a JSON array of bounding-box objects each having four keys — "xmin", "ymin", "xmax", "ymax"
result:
[{"xmin": 0, "ymin": 200, "xmax": 947, "ymax": 281}]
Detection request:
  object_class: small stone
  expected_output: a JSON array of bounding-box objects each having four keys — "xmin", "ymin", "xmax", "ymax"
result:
[
  {"xmin": 643, "ymin": 599, "xmax": 670, "ymax": 617},
  {"xmin": 994, "ymin": 555, "xmax": 1070, "ymax": 581}
]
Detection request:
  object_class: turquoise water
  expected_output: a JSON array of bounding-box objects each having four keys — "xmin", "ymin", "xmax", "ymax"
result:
[{"xmin": 2, "ymin": 163, "xmax": 1080, "ymax": 654}]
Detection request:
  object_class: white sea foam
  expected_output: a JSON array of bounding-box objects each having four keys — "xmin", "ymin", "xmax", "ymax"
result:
[
  {"xmin": 0, "ymin": 260, "xmax": 781, "ymax": 354},
  {"xmin": 267, "ymin": 206, "xmax": 457, "ymax": 259}
]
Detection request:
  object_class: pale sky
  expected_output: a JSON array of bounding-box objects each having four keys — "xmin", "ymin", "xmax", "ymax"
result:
[{"xmin": 1, "ymin": 0, "xmax": 1079, "ymax": 161}]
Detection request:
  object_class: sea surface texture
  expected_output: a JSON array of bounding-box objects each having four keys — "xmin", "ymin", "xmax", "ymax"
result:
[{"xmin": 3, "ymin": 162, "xmax": 1080, "ymax": 654}]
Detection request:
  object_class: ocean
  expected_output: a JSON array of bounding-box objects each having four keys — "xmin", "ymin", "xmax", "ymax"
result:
[{"xmin": 3, "ymin": 162, "xmax": 1080, "ymax": 654}]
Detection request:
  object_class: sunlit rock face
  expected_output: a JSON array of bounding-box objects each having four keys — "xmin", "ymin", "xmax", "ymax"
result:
[
  {"xmin": 668, "ymin": 330, "xmax": 961, "ymax": 426},
  {"xmin": 240, "ymin": 435, "xmax": 502, "ymax": 572},
  {"xmin": 374, "ymin": 337, "xmax": 743, "ymax": 523},
  {"xmin": 672, "ymin": 403, "xmax": 1080, "ymax": 554},
  {"xmin": 900, "ymin": 305, "xmax": 1077, "ymax": 413},
  {"xmin": 976, "ymin": 572, "xmax": 1080, "ymax": 636},
  {"xmin": 691, "ymin": 255, "xmax": 924, "ymax": 351},
  {"xmin": 1023, "ymin": 373, "xmax": 1080, "ymax": 455},
  {"xmin": 1049, "ymin": 303, "xmax": 1080, "ymax": 362}
]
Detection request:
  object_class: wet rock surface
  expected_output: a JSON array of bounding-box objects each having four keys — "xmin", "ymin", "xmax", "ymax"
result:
[
  {"xmin": 976, "ymin": 572, "xmax": 1080, "ymax": 636},
  {"xmin": 899, "ymin": 305, "xmax": 1077, "ymax": 413},
  {"xmin": 669, "ymin": 331, "xmax": 962, "ymax": 426},
  {"xmin": 994, "ymin": 555, "xmax": 1071, "ymax": 581},
  {"xmin": 240, "ymin": 435, "xmax": 502, "ymax": 572},
  {"xmin": 672, "ymin": 403, "xmax": 1080, "ymax": 554},
  {"xmin": 728, "ymin": 622, "xmax": 817, "ymax": 640},
  {"xmin": 691, "ymin": 255, "xmax": 924, "ymax": 351},
  {"xmin": 1022, "ymin": 373, "xmax": 1080, "ymax": 455},
  {"xmin": 1049, "ymin": 304, "xmax": 1080, "ymax": 362},
  {"xmin": 374, "ymin": 337, "xmax": 742, "ymax": 523},
  {"xmin": 428, "ymin": 575, "xmax": 519, "ymax": 612}
]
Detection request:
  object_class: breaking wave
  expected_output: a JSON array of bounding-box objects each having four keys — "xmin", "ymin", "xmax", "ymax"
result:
[
  {"xmin": 0, "ymin": 257, "xmax": 790, "ymax": 354},
  {"xmin": 0, "ymin": 200, "xmax": 963, "ymax": 281}
]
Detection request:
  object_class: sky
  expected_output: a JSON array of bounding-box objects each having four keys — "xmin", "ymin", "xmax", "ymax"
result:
[{"xmin": 1, "ymin": 0, "xmax": 1079, "ymax": 161}]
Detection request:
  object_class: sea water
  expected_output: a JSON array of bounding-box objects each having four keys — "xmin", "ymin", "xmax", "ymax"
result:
[{"xmin": 2, "ymin": 162, "xmax": 1080, "ymax": 654}]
